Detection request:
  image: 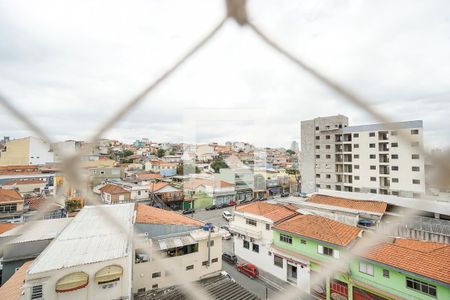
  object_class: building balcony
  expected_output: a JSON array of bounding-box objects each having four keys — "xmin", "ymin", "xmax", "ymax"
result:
[{"xmin": 229, "ymin": 223, "xmax": 262, "ymax": 240}]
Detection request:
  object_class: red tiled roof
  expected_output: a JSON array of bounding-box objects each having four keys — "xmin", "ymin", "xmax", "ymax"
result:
[
  {"xmin": 363, "ymin": 238, "xmax": 450, "ymax": 284},
  {"xmin": 183, "ymin": 179, "xmax": 234, "ymax": 190},
  {"xmin": 236, "ymin": 202, "xmax": 298, "ymax": 223},
  {"xmin": 307, "ymin": 194, "xmax": 387, "ymax": 214},
  {"xmin": 0, "ymin": 260, "xmax": 33, "ymax": 300},
  {"xmin": 135, "ymin": 204, "xmax": 203, "ymax": 226},
  {"xmin": 136, "ymin": 173, "xmax": 162, "ymax": 180},
  {"xmin": 0, "ymin": 189, "xmax": 23, "ymax": 203},
  {"xmin": 273, "ymin": 214, "xmax": 361, "ymax": 247},
  {"xmin": 99, "ymin": 184, "xmax": 130, "ymax": 195},
  {"xmin": 148, "ymin": 182, "xmax": 170, "ymax": 192},
  {"xmin": 0, "ymin": 223, "xmax": 18, "ymax": 234},
  {"xmin": 27, "ymin": 196, "xmax": 63, "ymax": 211}
]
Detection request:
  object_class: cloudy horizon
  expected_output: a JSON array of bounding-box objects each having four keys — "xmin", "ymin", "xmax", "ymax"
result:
[{"xmin": 1, "ymin": 0, "xmax": 449, "ymax": 150}]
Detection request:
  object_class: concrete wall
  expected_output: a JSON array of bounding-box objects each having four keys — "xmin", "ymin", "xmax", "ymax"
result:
[
  {"xmin": 0, "ymin": 138, "xmax": 30, "ymax": 166},
  {"xmin": 28, "ymin": 137, "xmax": 55, "ymax": 165}
]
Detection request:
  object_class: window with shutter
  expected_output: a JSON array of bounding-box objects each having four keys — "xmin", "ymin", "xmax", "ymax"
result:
[{"xmin": 318, "ymin": 245, "xmax": 324, "ymax": 254}]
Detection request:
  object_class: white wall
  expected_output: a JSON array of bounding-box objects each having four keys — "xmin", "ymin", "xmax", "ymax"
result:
[{"xmin": 29, "ymin": 137, "xmax": 54, "ymax": 165}]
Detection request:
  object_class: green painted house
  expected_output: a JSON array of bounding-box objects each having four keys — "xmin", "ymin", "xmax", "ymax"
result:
[
  {"xmin": 350, "ymin": 239, "xmax": 450, "ymax": 300},
  {"xmin": 272, "ymin": 214, "xmax": 362, "ymax": 300}
]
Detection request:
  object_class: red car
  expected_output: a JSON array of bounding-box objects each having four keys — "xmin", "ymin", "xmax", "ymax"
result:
[
  {"xmin": 229, "ymin": 200, "xmax": 237, "ymax": 206},
  {"xmin": 236, "ymin": 263, "xmax": 259, "ymax": 278}
]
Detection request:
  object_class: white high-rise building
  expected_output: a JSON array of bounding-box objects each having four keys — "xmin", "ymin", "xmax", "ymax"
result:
[{"xmin": 300, "ymin": 115, "xmax": 425, "ymax": 198}]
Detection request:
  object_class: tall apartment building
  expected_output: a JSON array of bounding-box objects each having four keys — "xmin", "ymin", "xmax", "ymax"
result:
[
  {"xmin": 0, "ymin": 137, "xmax": 54, "ymax": 166},
  {"xmin": 300, "ymin": 115, "xmax": 425, "ymax": 198}
]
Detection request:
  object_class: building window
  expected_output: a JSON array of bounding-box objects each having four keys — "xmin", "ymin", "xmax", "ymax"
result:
[
  {"xmin": 246, "ymin": 219, "xmax": 257, "ymax": 226},
  {"xmin": 316, "ymin": 155, "xmax": 320, "ymax": 159},
  {"xmin": 186, "ymin": 265, "xmax": 194, "ymax": 271},
  {"xmin": 391, "ymin": 154, "xmax": 398, "ymax": 159},
  {"xmin": 370, "ymin": 177, "xmax": 376, "ymax": 182},
  {"xmin": 369, "ymin": 132, "xmax": 375, "ymax": 137},
  {"xmin": 315, "ymin": 126, "xmax": 319, "ymax": 130},
  {"xmin": 152, "ymin": 284, "xmax": 158, "ymax": 289},
  {"xmin": 208, "ymin": 240, "xmax": 214, "ymax": 247},
  {"xmin": 326, "ymin": 185, "xmax": 331, "ymax": 189},
  {"xmin": 391, "ymin": 131, "xmax": 397, "ymax": 136},
  {"xmin": 392, "ymin": 178, "xmax": 399, "ymax": 183},
  {"xmin": 266, "ymin": 224, "xmax": 270, "ymax": 230},
  {"xmin": 318, "ymin": 245, "xmax": 338, "ymax": 257},
  {"xmin": 369, "ymin": 154, "xmax": 376, "ymax": 159},
  {"xmin": 326, "ymin": 145, "xmax": 331, "ymax": 149},
  {"xmin": 354, "ymin": 188, "xmax": 360, "ymax": 192},
  {"xmin": 412, "ymin": 166, "xmax": 420, "ymax": 172},
  {"xmin": 354, "ymin": 144, "xmax": 359, "ymax": 148},
  {"xmin": 392, "ymin": 166, "xmax": 399, "ymax": 171},
  {"xmin": 31, "ymin": 285, "xmax": 43, "ymax": 300},
  {"xmin": 406, "ymin": 277, "xmax": 436, "ymax": 297},
  {"xmin": 383, "ymin": 269, "xmax": 390, "ymax": 278},
  {"xmin": 301, "ymin": 239, "xmax": 307, "ymax": 245},
  {"xmin": 243, "ymin": 240, "xmax": 250, "ymax": 249},
  {"xmin": 138, "ymin": 288, "xmax": 146, "ymax": 293},
  {"xmin": 369, "ymin": 143, "xmax": 375, "ymax": 148},
  {"xmin": 413, "ymin": 179, "xmax": 421, "ymax": 185},
  {"xmin": 152, "ymin": 272, "xmax": 161, "ymax": 278},
  {"xmin": 411, "ymin": 141, "xmax": 419, "ymax": 147},
  {"xmin": 353, "ymin": 133, "xmax": 359, "ymax": 138},
  {"xmin": 359, "ymin": 262, "xmax": 374, "ymax": 276},
  {"xmin": 412, "ymin": 154, "xmax": 420, "ymax": 159},
  {"xmin": 326, "ymin": 174, "xmax": 331, "ymax": 179},
  {"xmin": 370, "ymin": 165, "xmax": 376, "ymax": 170},
  {"xmin": 370, "ymin": 189, "xmax": 377, "ymax": 194},
  {"xmin": 392, "ymin": 191, "xmax": 399, "ymax": 196},
  {"xmin": 316, "ymin": 174, "xmax": 320, "ymax": 178},
  {"xmin": 354, "ymin": 165, "xmax": 359, "ymax": 169},
  {"xmin": 354, "ymin": 154, "xmax": 359, "ymax": 159},
  {"xmin": 411, "ymin": 129, "xmax": 419, "ymax": 135},
  {"xmin": 316, "ymin": 145, "xmax": 320, "ymax": 150},
  {"xmin": 280, "ymin": 234, "xmax": 292, "ymax": 244},
  {"xmin": 252, "ymin": 243, "xmax": 259, "ymax": 253},
  {"xmin": 202, "ymin": 261, "xmax": 208, "ymax": 266},
  {"xmin": 326, "ymin": 135, "xmax": 330, "ymax": 140},
  {"xmin": 326, "ymin": 154, "xmax": 331, "ymax": 159},
  {"xmin": 316, "ymin": 136, "xmax": 320, "ymax": 140},
  {"xmin": 274, "ymin": 255, "xmax": 283, "ymax": 268},
  {"xmin": 354, "ymin": 176, "xmax": 360, "ymax": 180},
  {"xmin": 212, "ymin": 258, "xmax": 218, "ymax": 263},
  {"xmin": 391, "ymin": 142, "xmax": 398, "ymax": 147}
]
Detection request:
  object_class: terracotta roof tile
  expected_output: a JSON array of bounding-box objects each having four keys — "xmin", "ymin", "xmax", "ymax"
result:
[
  {"xmin": 0, "ymin": 260, "xmax": 33, "ymax": 300},
  {"xmin": 135, "ymin": 204, "xmax": 203, "ymax": 227},
  {"xmin": 308, "ymin": 194, "xmax": 387, "ymax": 214},
  {"xmin": 0, "ymin": 189, "xmax": 23, "ymax": 203},
  {"xmin": 136, "ymin": 173, "xmax": 162, "ymax": 180},
  {"xmin": 0, "ymin": 223, "xmax": 18, "ymax": 234},
  {"xmin": 236, "ymin": 202, "xmax": 298, "ymax": 223},
  {"xmin": 27, "ymin": 196, "xmax": 63, "ymax": 211},
  {"xmin": 148, "ymin": 182, "xmax": 170, "ymax": 192},
  {"xmin": 273, "ymin": 214, "xmax": 361, "ymax": 247},
  {"xmin": 363, "ymin": 238, "xmax": 450, "ymax": 285},
  {"xmin": 99, "ymin": 184, "xmax": 130, "ymax": 194},
  {"xmin": 183, "ymin": 179, "xmax": 234, "ymax": 190}
]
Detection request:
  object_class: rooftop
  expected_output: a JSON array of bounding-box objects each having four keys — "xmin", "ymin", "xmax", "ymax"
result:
[
  {"xmin": 307, "ymin": 194, "xmax": 387, "ymax": 215},
  {"xmin": 3, "ymin": 179, "xmax": 47, "ymax": 185},
  {"xmin": 273, "ymin": 214, "xmax": 361, "ymax": 247},
  {"xmin": 99, "ymin": 183, "xmax": 130, "ymax": 194},
  {"xmin": 0, "ymin": 189, "xmax": 23, "ymax": 203},
  {"xmin": 236, "ymin": 202, "xmax": 298, "ymax": 223},
  {"xmin": 7, "ymin": 218, "xmax": 72, "ymax": 244},
  {"xmin": 135, "ymin": 204, "xmax": 203, "ymax": 227},
  {"xmin": 148, "ymin": 182, "xmax": 170, "ymax": 192},
  {"xmin": 0, "ymin": 260, "xmax": 33, "ymax": 300},
  {"xmin": 363, "ymin": 238, "xmax": 450, "ymax": 285},
  {"xmin": 28, "ymin": 203, "xmax": 134, "ymax": 274},
  {"xmin": 0, "ymin": 223, "xmax": 18, "ymax": 235}
]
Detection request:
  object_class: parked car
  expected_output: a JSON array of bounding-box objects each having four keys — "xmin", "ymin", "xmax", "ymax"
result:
[
  {"xmin": 229, "ymin": 200, "xmax": 237, "ymax": 206},
  {"xmin": 358, "ymin": 219, "xmax": 375, "ymax": 227},
  {"xmin": 221, "ymin": 270, "xmax": 236, "ymax": 283},
  {"xmin": 216, "ymin": 203, "xmax": 225, "ymax": 209},
  {"xmin": 222, "ymin": 252, "xmax": 238, "ymax": 264},
  {"xmin": 220, "ymin": 224, "xmax": 230, "ymax": 231},
  {"xmin": 222, "ymin": 231, "xmax": 232, "ymax": 240},
  {"xmin": 236, "ymin": 263, "xmax": 259, "ymax": 278},
  {"xmin": 182, "ymin": 208, "xmax": 195, "ymax": 215},
  {"xmin": 205, "ymin": 204, "xmax": 217, "ymax": 211},
  {"xmin": 240, "ymin": 198, "xmax": 252, "ymax": 204},
  {"xmin": 222, "ymin": 211, "xmax": 233, "ymax": 221},
  {"xmin": 202, "ymin": 223, "xmax": 215, "ymax": 231},
  {"xmin": 281, "ymin": 192, "xmax": 290, "ymax": 197}
]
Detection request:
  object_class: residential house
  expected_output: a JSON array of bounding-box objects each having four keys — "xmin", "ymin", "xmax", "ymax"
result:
[
  {"xmin": 148, "ymin": 182, "xmax": 184, "ymax": 210},
  {"xmin": 99, "ymin": 184, "xmax": 131, "ymax": 204},
  {"xmin": 89, "ymin": 167, "xmax": 123, "ymax": 186},
  {"xmin": 183, "ymin": 178, "xmax": 235, "ymax": 209},
  {"xmin": 196, "ymin": 145, "xmax": 216, "ymax": 162},
  {"xmin": 145, "ymin": 160, "xmax": 177, "ymax": 177},
  {"xmin": 0, "ymin": 189, "xmax": 24, "ymax": 223},
  {"xmin": 298, "ymin": 194, "xmax": 387, "ymax": 228},
  {"xmin": 272, "ymin": 214, "xmax": 362, "ymax": 299},
  {"xmin": 133, "ymin": 204, "xmax": 222, "ymax": 294},
  {"xmin": 0, "ymin": 137, "xmax": 54, "ymax": 166},
  {"xmin": 230, "ymin": 202, "xmax": 298, "ymax": 277},
  {"xmin": 22, "ymin": 204, "xmax": 135, "ymax": 300},
  {"xmin": 23, "ymin": 196, "xmax": 66, "ymax": 220},
  {"xmin": 0, "ymin": 218, "xmax": 71, "ymax": 285},
  {"xmin": 0, "ymin": 260, "xmax": 34, "ymax": 300},
  {"xmin": 1, "ymin": 179, "xmax": 48, "ymax": 196},
  {"xmin": 0, "ymin": 165, "xmax": 56, "ymax": 196},
  {"xmin": 351, "ymin": 238, "xmax": 450, "ymax": 300}
]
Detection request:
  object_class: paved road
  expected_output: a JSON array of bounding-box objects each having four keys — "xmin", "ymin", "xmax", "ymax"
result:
[{"xmin": 184, "ymin": 207, "xmax": 287, "ymax": 299}]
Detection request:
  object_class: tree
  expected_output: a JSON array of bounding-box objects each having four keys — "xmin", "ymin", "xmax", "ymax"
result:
[
  {"xmin": 123, "ymin": 149, "xmax": 134, "ymax": 157},
  {"xmin": 210, "ymin": 159, "xmax": 228, "ymax": 173},
  {"xmin": 169, "ymin": 147, "xmax": 177, "ymax": 155},
  {"xmin": 157, "ymin": 148, "xmax": 166, "ymax": 158},
  {"xmin": 286, "ymin": 149, "xmax": 295, "ymax": 155}
]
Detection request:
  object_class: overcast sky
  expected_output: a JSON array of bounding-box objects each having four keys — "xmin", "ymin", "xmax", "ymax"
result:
[{"xmin": 0, "ymin": 0, "xmax": 449, "ymax": 149}]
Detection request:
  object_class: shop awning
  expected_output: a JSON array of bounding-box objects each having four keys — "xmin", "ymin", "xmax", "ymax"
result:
[
  {"xmin": 55, "ymin": 272, "xmax": 89, "ymax": 293},
  {"xmin": 156, "ymin": 235, "xmax": 197, "ymax": 250},
  {"xmin": 94, "ymin": 265, "xmax": 123, "ymax": 284}
]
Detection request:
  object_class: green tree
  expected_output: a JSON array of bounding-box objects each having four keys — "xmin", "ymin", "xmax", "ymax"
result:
[
  {"xmin": 210, "ymin": 159, "xmax": 228, "ymax": 173},
  {"xmin": 157, "ymin": 148, "xmax": 166, "ymax": 158},
  {"xmin": 123, "ymin": 149, "xmax": 134, "ymax": 157}
]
